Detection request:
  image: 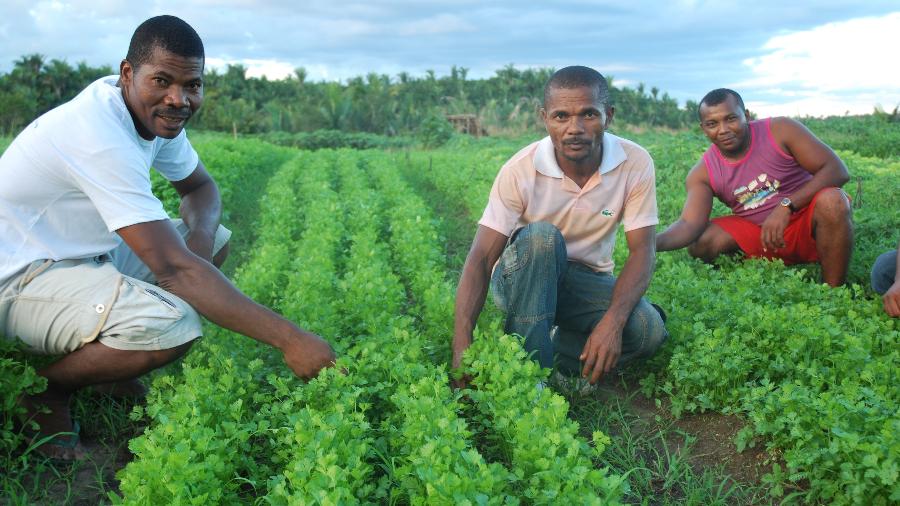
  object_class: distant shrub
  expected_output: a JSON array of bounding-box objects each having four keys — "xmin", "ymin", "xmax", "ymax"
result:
[
  {"xmin": 417, "ymin": 113, "xmax": 455, "ymax": 148},
  {"xmin": 258, "ymin": 130, "xmax": 411, "ymax": 151},
  {"xmin": 801, "ymin": 113, "xmax": 900, "ymax": 159}
]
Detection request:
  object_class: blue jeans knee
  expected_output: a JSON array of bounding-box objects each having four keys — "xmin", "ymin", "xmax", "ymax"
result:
[
  {"xmin": 871, "ymin": 249, "xmax": 898, "ymax": 295},
  {"xmin": 509, "ymin": 222, "xmax": 565, "ymax": 265},
  {"xmin": 619, "ymin": 299, "xmax": 668, "ymax": 363},
  {"xmin": 491, "ymin": 222, "xmax": 566, "ymax": 310},
  {"xmin": 490, "ymin": 222, "xmax": 567, "ymax": 368}
]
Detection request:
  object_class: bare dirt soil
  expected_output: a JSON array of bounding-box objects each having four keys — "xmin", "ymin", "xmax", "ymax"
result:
[{"xmin": 595, "ymin": 374, "xmax": 774, "ymax": 486}]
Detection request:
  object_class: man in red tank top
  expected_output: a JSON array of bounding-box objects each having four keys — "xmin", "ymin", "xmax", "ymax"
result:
[{"xmin": 656, "ymin": 89, "xmax": 853, "ymax": 287}]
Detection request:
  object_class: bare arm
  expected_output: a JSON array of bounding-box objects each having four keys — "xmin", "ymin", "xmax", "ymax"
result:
[
  {"xmin": 761, "ymin": 118, "xmax": 851, "ymax": 250},
  {"xmin": 117, "ymin": 220, "xmax": 335, "ymax": 379},
  {"xmin": 772, "ymin": 117, "xmax": 850, "ymax": 209},
  {"xmin": 451, "ymin": 225, "xmax": 508, "ymax": 382},
  {"xmin": 581, "ymin": 225, "xmax": 657, "ymax": 383},
  {"xmin": 656, "ymin": 160, "xmax": 714, "ymax": 251},
  {"xmin": 170, "ymin": 161, "xmax": 221, "ymax": 262}
]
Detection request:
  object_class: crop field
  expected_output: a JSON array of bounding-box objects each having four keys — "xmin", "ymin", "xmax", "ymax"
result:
[{"xmin": 1, "ymin": 127, "xmax": 898, "ymax": 505}]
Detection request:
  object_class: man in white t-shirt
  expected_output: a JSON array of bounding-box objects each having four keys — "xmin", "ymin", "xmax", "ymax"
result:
[
  {"xmin": 0, "ymin": 16, "xmax": 335, "ymax": 460},
  {"xmin": 451, "ymin": 66, "xmax": 667, "ymax": 389}
]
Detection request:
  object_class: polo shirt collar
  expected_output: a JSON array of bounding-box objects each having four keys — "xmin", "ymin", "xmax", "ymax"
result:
[{"xmin": 534, "ymin": 133, "xmax": 626, "ymax": 178}]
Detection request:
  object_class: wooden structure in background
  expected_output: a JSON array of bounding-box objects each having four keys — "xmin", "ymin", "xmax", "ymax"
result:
[{"xmin": 446, "ymin": 114, "xmax": 487, "ymax": 137}]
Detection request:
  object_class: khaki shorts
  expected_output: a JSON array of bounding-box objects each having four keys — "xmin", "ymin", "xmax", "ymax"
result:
[{"xmin": 0, "ymin": 219, "xmax": 231, "ymax": 355}]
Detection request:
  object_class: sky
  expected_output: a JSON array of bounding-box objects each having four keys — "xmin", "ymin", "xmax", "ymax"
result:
[{"xmin": 1, "ymin": 1, "xmax": 898, "ymax": 118}]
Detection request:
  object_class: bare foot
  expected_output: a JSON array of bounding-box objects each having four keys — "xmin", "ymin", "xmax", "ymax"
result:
[
  {"xmin": 20, "ymin": 388, "xmax": 88, "ymax": 461},
  {"xmin": 90, "ymin": 378, "xmax": 148, "ymax": 400}
]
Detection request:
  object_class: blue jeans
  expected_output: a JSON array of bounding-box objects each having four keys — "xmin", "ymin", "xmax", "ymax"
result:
[
  {"xmin": 871, "ymin": 249, "xmax": 898, "ymax": 295},
  {"xmin": 490, "ymin": 222, "xmax": 668, "ymax": 374}
]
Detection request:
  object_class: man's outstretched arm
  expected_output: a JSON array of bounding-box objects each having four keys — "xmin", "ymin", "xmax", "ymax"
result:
[
  {"xmin": 117, "ymin": 220, "xmax": 335, "ymax": 379},
  {"xmin": 171, "ymin": 161, "xmax": 222, "ymax": 262},
  {"xmin": 580, "ymin": 225, "xmax": 656, "ymax": 384},
  {"xmin": 451, "ymin": 225, "xmax": 508, "ymax": 387},
  {"xmin": 656, "ymin": 160, "xmax": 714, "ymax": 252}
]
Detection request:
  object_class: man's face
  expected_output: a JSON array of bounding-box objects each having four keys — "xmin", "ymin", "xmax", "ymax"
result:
[
  {"xmin": 119, "ymin": 46, "xmax": 204, "ymax": 140},
  {"xmin": 699, "ymin": 95, "xmax": 749, "ymax": 155},
  {"xmin": 541, "ymin": 85, "xmax": 613, "ymax": 167}
]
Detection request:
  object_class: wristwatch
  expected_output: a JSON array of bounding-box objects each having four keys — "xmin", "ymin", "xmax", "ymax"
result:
[{"xmin": 779, "ymin": 197, "xmax": 797, "ymax": 213}]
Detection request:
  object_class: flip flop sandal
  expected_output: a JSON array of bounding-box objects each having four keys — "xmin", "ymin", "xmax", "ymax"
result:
[{"xmin": 27, "ymin": 420, "xmax": 83, "ymax": 464}]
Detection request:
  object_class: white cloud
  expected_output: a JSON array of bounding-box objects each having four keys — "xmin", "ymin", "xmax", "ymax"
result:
[
  {"xmin": 206, "ymin": 57, "xmax": 296, "ymax": 80},
  {"xmin": 3, "ymin": 2, "xmax": 900, "ymax": 118},
  {"xmin": 597, "ymin": 64, "xmax": 641, "ymax": 74},
  {"xmin": 398, "ymin": 13, "xmax": 474, "ymax": 36},
  {"xmin": 746, "ymin": 94, "xmax": 897, "ymax": 118},
  {"xmin": 737, "ymin": 11, "xmax": 900, "ymax": 115}
]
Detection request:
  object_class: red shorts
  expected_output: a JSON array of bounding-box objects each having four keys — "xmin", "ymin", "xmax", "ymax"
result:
[{"xmin": 712, "ymin": 189, "xmax": 839, "ymax": 265}]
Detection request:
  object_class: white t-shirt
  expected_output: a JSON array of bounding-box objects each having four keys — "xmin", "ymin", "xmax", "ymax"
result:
[{"xmin": 0, "ymin": 75, "xmax": 199, "ymax": 284}]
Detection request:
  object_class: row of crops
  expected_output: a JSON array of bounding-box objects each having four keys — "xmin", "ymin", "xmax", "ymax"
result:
[
  {"xmin": 641, "ymin": 139, "xmax": 898, "ymax": 505},
  {"xmin": 2, "ymin": 128, "xmax": 897, "ymax": 504},
  {"xmin": 115, "ymin": 147, "xmax": 625, "ymax": 504},
  {"xmin": 401, "ymin": 132, "xmax": 899, "ymax": 505}
]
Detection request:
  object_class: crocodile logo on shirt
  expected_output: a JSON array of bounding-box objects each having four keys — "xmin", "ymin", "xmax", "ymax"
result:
[{"xmin": 601, "ymin": 209, "xmax": 614, "ymax": 217}]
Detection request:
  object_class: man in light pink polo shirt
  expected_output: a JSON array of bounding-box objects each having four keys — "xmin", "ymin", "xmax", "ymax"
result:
[{"xmin": 452, "ymin": 66, "xmax": 667, "ymax": 388}]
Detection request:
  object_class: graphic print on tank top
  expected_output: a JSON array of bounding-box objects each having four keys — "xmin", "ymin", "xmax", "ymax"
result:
[{"xmin": 733, "ymin": 172, "xmax": 781, "ymax": 211}]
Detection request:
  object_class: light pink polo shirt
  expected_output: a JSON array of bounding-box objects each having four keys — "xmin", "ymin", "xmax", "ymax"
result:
[{"xmin": 479, "ymin": 133, "xmax": 658, "ymax": 272}]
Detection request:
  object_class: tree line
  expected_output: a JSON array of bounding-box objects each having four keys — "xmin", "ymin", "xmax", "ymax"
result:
[{"xmin": 0, "ymin": 54, "xmax": 699, "ymax": 137}]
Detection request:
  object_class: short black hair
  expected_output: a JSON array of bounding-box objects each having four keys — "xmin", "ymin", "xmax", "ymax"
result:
[
  {"xmin": 698, "ymin": 88, "xmax": 745, "ymax": 120},
  {"xmin": 543, "ymin": 66, "xmax": 610, "ymax": 108},
  {"xmin": 126, "ymin": 15, "xmax": 204, "ymax": 69}
]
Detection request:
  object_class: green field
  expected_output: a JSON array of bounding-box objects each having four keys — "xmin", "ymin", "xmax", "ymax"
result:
[{"xmin": 1, "ymin": 125, "xmax": 897, "ymax": 505}]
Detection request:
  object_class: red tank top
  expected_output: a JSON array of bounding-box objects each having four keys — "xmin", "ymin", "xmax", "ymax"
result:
[{"xmin": 703, "ymin": 118, "xmax": 812, "ymax": 225}]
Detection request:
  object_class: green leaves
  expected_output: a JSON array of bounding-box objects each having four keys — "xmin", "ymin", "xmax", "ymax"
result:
[
  {"xmin": 413, "ymin": 134, "xmax": 899, "ymax": 504},
  {"xmin": 0, "ymin": 348, "xmax": 47, "ymax": 459},
  {"xmin": 639, "ymin": 135, "xmax": 900, "ymax": 504},
  {"xmin": 461, "ymin": 333, "xmax": 626, "ymax": 504},
  {"xmin": 104, "ymin": 132, "xmax": 900, "ymax": 504}
]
